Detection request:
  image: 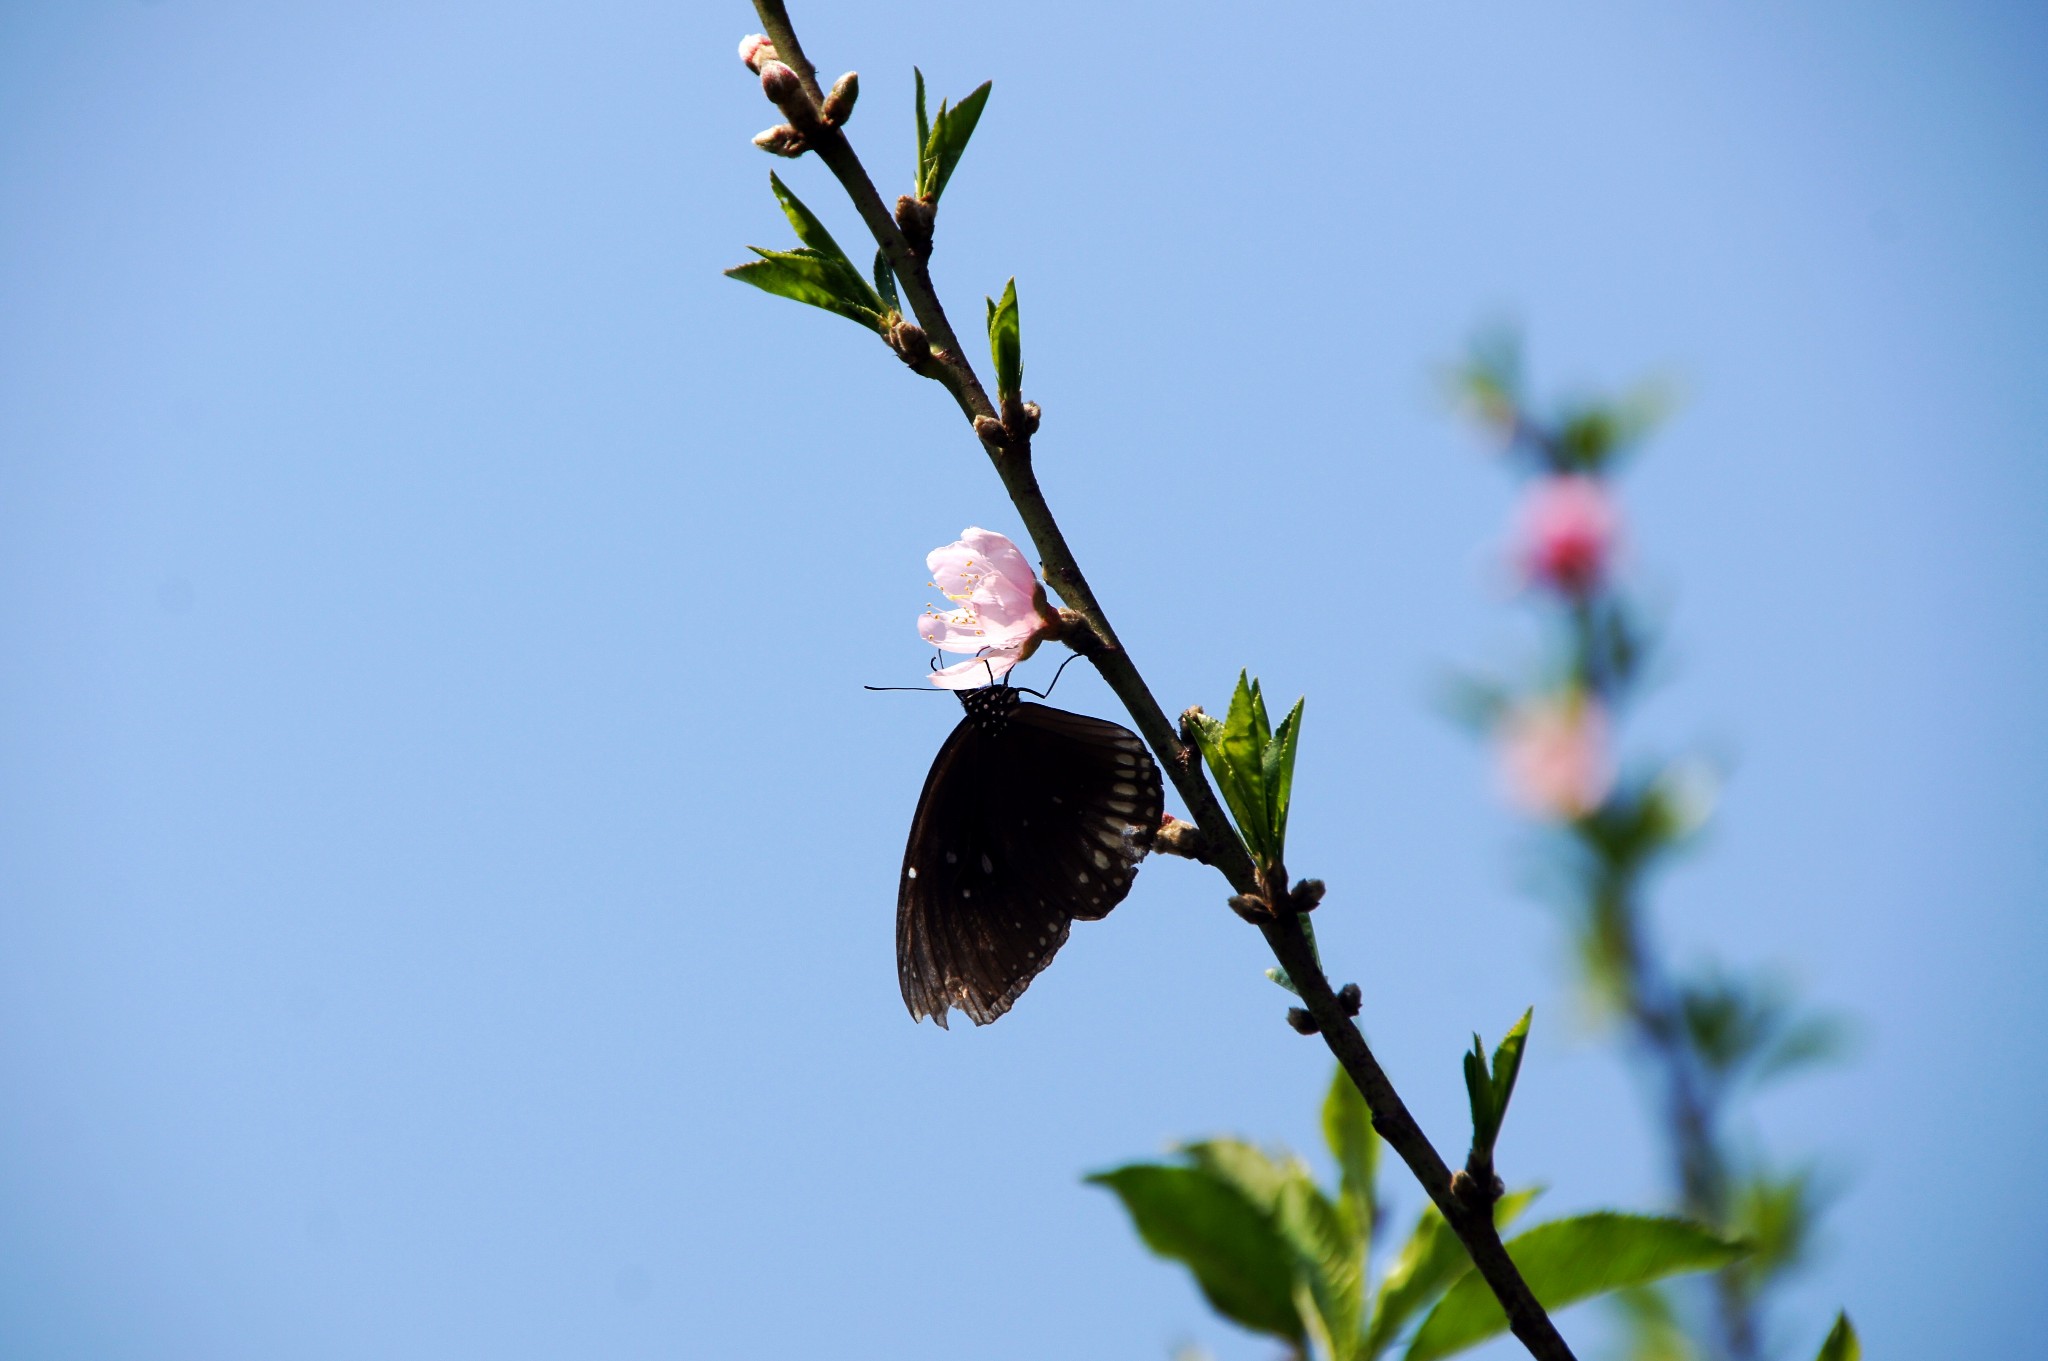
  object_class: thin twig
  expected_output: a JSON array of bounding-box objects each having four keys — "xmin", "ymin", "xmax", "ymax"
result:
[{"xmin": 743, "ymin": 5, "xmax": 1579, "ymax": 1356}]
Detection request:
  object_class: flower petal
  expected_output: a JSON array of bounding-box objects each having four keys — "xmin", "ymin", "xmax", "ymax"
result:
[
  {"xmin": 918, "ymin": 608, "xmax": 1028, "ymax": 653},
  {"xmin": 926, "ymin": 527, "xmax": 1040, "ymax": 604},
  {"xmin": 928, "ymin": 650, "xmax": 1023, "ymax": 689}
]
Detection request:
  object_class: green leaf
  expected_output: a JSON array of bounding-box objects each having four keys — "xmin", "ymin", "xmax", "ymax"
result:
[
  {"xmin": 986, "ymin": 276, "xmax": 1021, "ymax": 400},
  {"xmin": 1187, "ymin": 700, "xmax": 1268, "ymax": 864},
  {"xmin": 1814, "ymin": 1312, "xmax": 1859, "ymax": 1361},
  {"xmin": 872, "ymin": 249, "xmax": 900, "ymax": 316},
  {"xmin": 1275, "ymin": 1176, "xmax": 1365, "ymax": 1360},
  {"xmin": 1265, "ymin": 696, "xmax": 1305, "ymax": 853},
  {"xmin": 725, "ymin": 249, "xmax": 884, "ymax": 330},
  {"xmin": 1462, "ymin": 1038, "xmax": 1496, "ymax": 1150},
  {"xmin": 1321, "ymin": 1065, "xmax": 1377, "ymax": 1251},
  {"xmin": 769, "ymin": 173, "xmax": 859, "ymax": 272},
  {"xmin": 1363, "ymin": 1191, "xmax": 1538, "ymax": 1360},
  {"xmin": 1219, "ymin": 673, "xmax": 1274, "ymax": 861},
  {"xmin": 1489, "ymin": 1008, "xmax": 1532, "ymax": 1137},
  {"xmin": 923, "ymin": 79, "xmax": 991, "ymax": 203},
  {"xmin": 1266, "ymin": 966, "xmax": 1301, "ymax": 996},
  {"xmin": 728, "ymin": 175, "xmax": 884, "ymax": 330},
  {"xmin": 1088, "ymin": 1164, "xmax": 1304, "ymax": 1343},
  {"xmin": 913, "ymin": 68, "xmax": 931, "ymax": 191},
  {"xmin": 1609, "ymin": 1287, "xmax": 1697, "ymax": 1361},
  {"xmin": 1403, "ymin": 1214, "xmax": 1746, "ymax": 1361},
  {"xmin": 1180, "ymin": 1139, "xmax": 1302, "ymax": 1217}
]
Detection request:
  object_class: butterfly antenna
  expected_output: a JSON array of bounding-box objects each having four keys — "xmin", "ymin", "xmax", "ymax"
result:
[{"xmin": 1012, "ymin": 651, "xmax": 1082, "ymax": 701}]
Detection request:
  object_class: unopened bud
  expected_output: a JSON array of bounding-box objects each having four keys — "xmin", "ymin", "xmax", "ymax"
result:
[
  {"xmin": 1227, "ymin": 892, "xmax": 1272, "ymax": 923},
  {"xmin": 972, "ymin": 415, "xmax": 1006, "ymax": 445},
  {"xmin": 1287, "ymin": 1007, "xmax": 1321, "ymax": 1035},
  {"xmin": 751, "ymin": 124, "xmax": 807, "ymax": 157},
  {"xmin": 1020, "ymin": 401, "xmax": 1042, "ymax": 435},
  {"xmin": 1336, "ymin": 982, "xmax": 1362, "ymax": 1017},
  {"xmin": 888, "ymin": 321, "xmax": 930, "ymax": 366},
  {"xmin": 894, "ymin": 194, "xmax": 934, "ymax": 255},
  {"xmin": 1290, "ymin": 878, "xmax": 1326, "ymax": 912},
  {"xmin": 820, "ymin": 71, "xmax": 859, "ymax": 125},
  {"xmin": 737, "ymin": 34, "xmax": 779, "ymax": 73},
  {"xmin": 758, "ymin": 60, "xmax": 801, "ymax": 105}
]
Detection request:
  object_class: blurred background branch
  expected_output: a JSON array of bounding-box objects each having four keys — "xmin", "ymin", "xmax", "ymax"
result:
[{"xmin": 1446, "ymin": 332, "xmax": 1851, "ymax": 1361}]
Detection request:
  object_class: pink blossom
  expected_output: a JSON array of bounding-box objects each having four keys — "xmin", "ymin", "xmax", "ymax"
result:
[
  {"xmin": 737, "ymin": 33, "xmax": 779, "ymax": 72},
  {"xmin": 1498, "ymin": 694, "xmax": 1614, "ymax": 820},
  {"xmin": 918, "ymin": 528, "xmax": 1061, "ymax": 689},
  {"xmin": 1516, "ymin": 474, "xmax": 1619, "ymax": 596}
]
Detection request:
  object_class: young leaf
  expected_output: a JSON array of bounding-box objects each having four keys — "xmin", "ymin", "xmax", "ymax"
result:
[
  {"xmin": 913, "ymin": 68, "xmax": 931, "ymax": 191},
  {"xmin": 1264, "ymin": 696, "xmax": 1305, "ymax": 853},
  {"xmin": 1461, "ymin": 1037, "xmax": 1497, "ymax": 1150},
  {"xmin": 727, "ymin": 175, "xmax": 885, "ymax": 330},
  {"xmin": 725, "ymin": 249, "xmax": 884, "ymax": 330},
  {"xmin": 1088, "ymin": 1164, "xmax": 1304, "ymax": 1343},
  {"xmin": 1218, "ymin": 673, "xmax": 1274, "ymax": 860},
  {"xmin": 1363, "ymin": 1191, "xmax": 1539, "ymax": 1359},
  {"xmin": 1189, "ymin": 696, "xmax": 1271, "ymax": 864},
  {"xmin": 1489, "ymin": 1008, "xmax": 1532, "ymax": 1136},
  {"xmin": 924, "ymin": 79, "xmax": 992, "ymax": 203},
  {"xmin": 1813, "ymin": 1312, "xmax": 1859, "ymax": 1361},
  {"xmin": 1403, "ymin": 1214, "xmax": 1746, "ymax": 1361},
  {"xmin": 1321, "ymin": 1065, "xmax": 1378, "ymax": 1248},
  {"xmin": 986, "ymin": 276, "xmax": 1021, "ymax": 400},
  {"xmin": 769, "ymin": 173, "xmax": 860, "ymax": 273},
  {"xmin": 872, "ymin": 249, "xmax": 900, "ymax": 315},
  {"xmin": 1266, "ymin": 966, "xmax": 1301, "ymax": 996}
]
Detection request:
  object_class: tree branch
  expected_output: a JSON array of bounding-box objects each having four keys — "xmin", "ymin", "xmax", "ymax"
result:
[{"xmin": 741, "ymin": 6, "xmax": 1579, "ymax": 1356}]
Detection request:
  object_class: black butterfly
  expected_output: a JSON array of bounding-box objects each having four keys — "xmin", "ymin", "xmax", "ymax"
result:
[{"xmin": 897, "ymin": 684, "xmax": 1165, "ymax": 1027}]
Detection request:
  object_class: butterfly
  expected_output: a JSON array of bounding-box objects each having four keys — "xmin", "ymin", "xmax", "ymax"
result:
[{"xmin": 897, "ymin": 683, "xmax": 1165, "ymax": 1027}]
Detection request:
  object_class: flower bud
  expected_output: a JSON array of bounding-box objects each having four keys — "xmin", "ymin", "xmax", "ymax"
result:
[
  {"xmin": 758, "ymin": 60, "xmax": 801, "ymax": 106},
  {"xmin": 820, "ymin": 71, "xmax": 859, "ymax": 125},
  {"xmin": 887, "ymin": 320, "xmax": 930, "ymax": 366},
  {"xmin": 972, "ymin": 415, "xmax": 1006, "ymax": 445},
  {"xmin": 894, "ymin": 194, "xmax": 934, "ymax": 255},
  {"xmin": 1227, "ymin": 892, "xmax": 1272, "ymax": 923},
  {"xmin": 1336, "ymin": 982, "xmax": 1362, "ymax": 1017},
  {"xmin": 1020, "ymin": 401, "xmax": 1042, "ymax": 435},
  {"xmin": 1286, "ymin": 1007, "xmax": 1321, "ymax": 1035},
  {"xmin": 736, "ymin": 33, "xmax": 779, "ymax": 73},
  {"xmin": 1498, "ymin": 693, "xmax": 1613, "ymax": 820},
  {"xmin": 1515, "ymin": 474, "xmax": 1618, "ymax": 596},
  {"xmin": 751, "ymin": 124, "xmax": 807, "ymax": 157}
]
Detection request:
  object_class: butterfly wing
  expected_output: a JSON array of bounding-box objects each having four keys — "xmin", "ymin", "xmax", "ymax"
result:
[{"xmin": 896, "ymin": 702, "xmax": 1164, "ymax": 1027}]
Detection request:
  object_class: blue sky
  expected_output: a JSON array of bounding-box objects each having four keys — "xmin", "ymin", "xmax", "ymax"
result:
[{"xmin": 2, "ymin": 1, "xmax": 2043, "ymax": 1357}]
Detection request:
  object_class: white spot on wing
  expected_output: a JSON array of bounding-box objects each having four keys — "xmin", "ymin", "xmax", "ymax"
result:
[{"xmin": 980, "ymin": 854, "xmax": 994, "ymax": 874}]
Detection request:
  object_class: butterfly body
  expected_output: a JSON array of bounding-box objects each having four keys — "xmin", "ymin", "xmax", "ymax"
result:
[{"xmin": 897, "ymin": 687, "xmax": 1164, "ymax": 1027}]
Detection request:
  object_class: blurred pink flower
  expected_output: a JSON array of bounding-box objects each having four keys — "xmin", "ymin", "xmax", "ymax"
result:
[
  {"xmin": 737, "ymin": 34, "xmax": 779, "ymax": 72},
  {"xmin": 1516, "ymin": 474, "xmax": 1619, "ymax": 596},
  {"xmin": 918, "ymin": 528, "xmax": 1061, "ymax": 689},
  {"xmin": 1498, "ymin": 694, "xmax": 1614, "ymax": 819}
]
